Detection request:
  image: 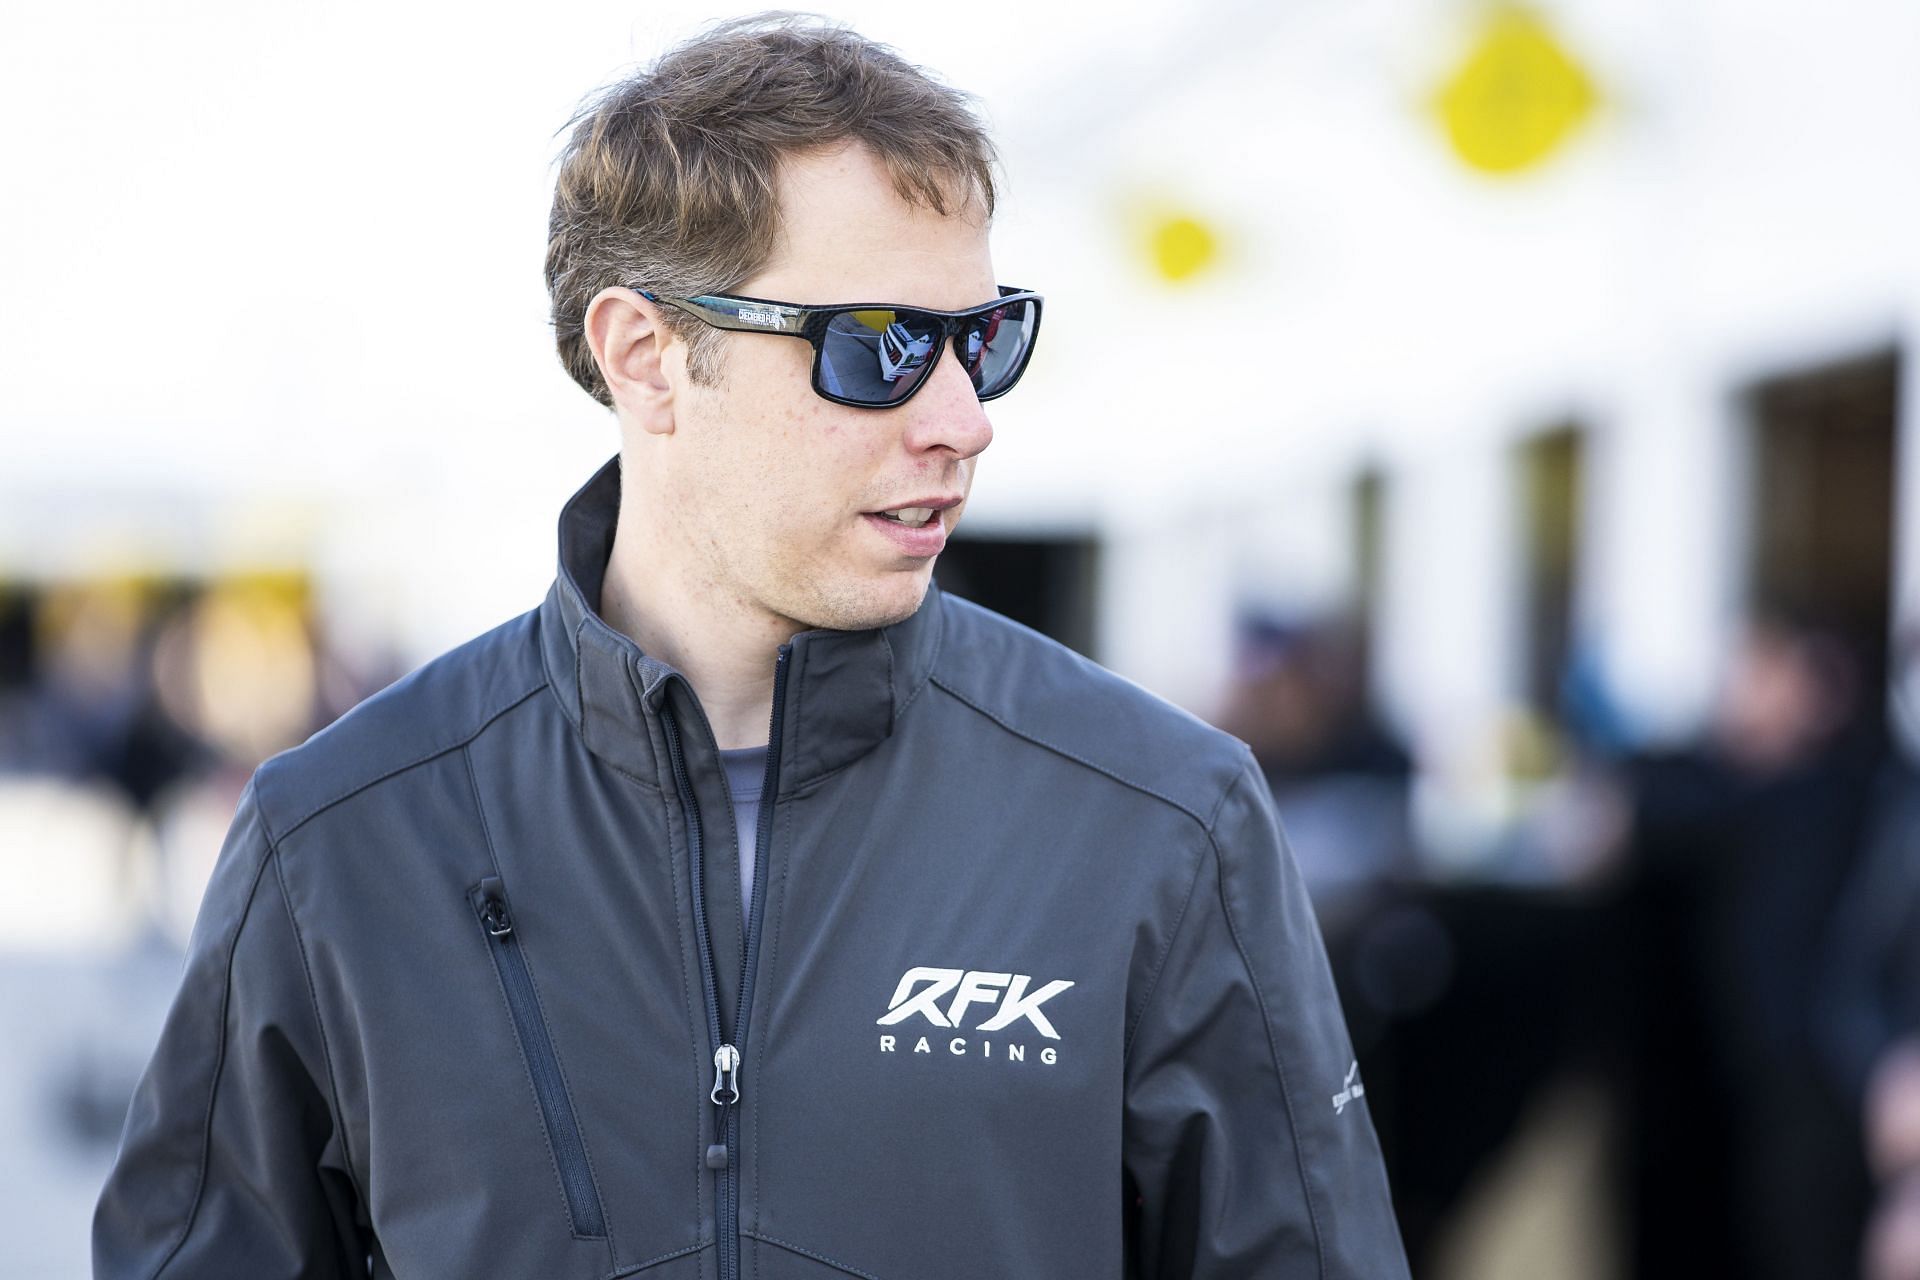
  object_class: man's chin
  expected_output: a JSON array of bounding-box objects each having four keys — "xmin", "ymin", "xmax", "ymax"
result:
[{"xmin": 793, "ymin": 569, "xmax": 932, "ymax": 634}]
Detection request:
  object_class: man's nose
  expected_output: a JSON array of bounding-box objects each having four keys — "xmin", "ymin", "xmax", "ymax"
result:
[{"xmin": 900, "ymin": 339, "xmax": 994, "ymax": 459}]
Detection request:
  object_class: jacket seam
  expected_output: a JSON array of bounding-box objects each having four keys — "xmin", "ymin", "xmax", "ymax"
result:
[
  {"xmin": 612, "ymin": 646, "xmax": 664, "ymax": 794},
  {"xmin": 881, "ymin": 626, "xmax": 894, "ymax": 734},
  {"xmin": 742, "ymin": 1230, "xmax": 890, "ymax": 1280},
  {"xmin": 778, "ymin": 601, "xmax": 948, "ymax": 799},
  {"xmin": 629, "ymin": 699, "xmax": 705, "ymax": 1240},
  {"xmin": 895, "ymin": 594, "xmax": 943, "ymax": 715},
  {"xmin": 641, "ymin": 669, "xmax": 710, "ymax": 1240},
  {"xmin": 266, "ymin": 826, "xmax": 370, "ymax": 1240},
  {"xmin": 573, "ymin": 616, "xmax": 588, "ymax": 731},
  {"xmin": 663, "ymin": 745, "xmax": 702, "ymax": 1240},
  {"xmin": 1122, "ymin": 843, "xmax": 1208, "ymax": 1066},
  {"xmin": 604, "ymin": 1238, "xmax": 714, "ymax": 1278},
  {"xmin": 463, "ymin": 746, "xmax": 617, "ymax": 1259},
  {"xmin": 1123, "ymin": 767, "xmax": 1242, "ymax": 1071},
  {"xmin": 926, "ymin": 674, "xmax": 1215, "ymax": 828},
  {"xmin": 147, "ymin": 797, "xmax": 280, "ymax": 1280},
  {"xmin": 1204, "ymin": 763, "xmax": 1329, "ymax": 1279},
  {"xmin": 750, "ymin": 797, "xmax": 797, "ymax": 1262},
  {"xmin": 269, "ymin": 680, "xmax": 549, "ymax": 841},
  {"xmin": 532, "ymin": 595, "xmax": 581, "ymax": 736},
  {"xmin": 783, "ymin": 748, "xmax": 879, "ymax": 799},
  {"xmin": 793, "ymin": 641, "xmax": 809, "ymax": 791},
  {"xmin": 598, "ymin": 754, "xmax": 665, "ymax": 795}
]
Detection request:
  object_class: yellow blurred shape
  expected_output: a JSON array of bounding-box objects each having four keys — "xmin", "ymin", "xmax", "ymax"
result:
[
  {"xmin": 38, "ymin": 577, "xmax": 151, "ymax": 695},
  {"xmin": 156, "ymin": 577, "xmax": 317, "ymax": 764},
  {"xmin": 848, "ymin": 309, "xmax": 895, "ymax": 332},
  {"xmin": 1435, "ymin": 7, "xmax": 1598, "ymax": 175},
  {"xmin": 1499, "ymin": 704, "xmax": 1563, "ymax": 783},
  {"xmin": 1149, "ymin": 214, "xmax": 1219, "ymax": 284},
  {"xmin": 219, "ymin": 569, "xmax": 309, "ymax": 613}
]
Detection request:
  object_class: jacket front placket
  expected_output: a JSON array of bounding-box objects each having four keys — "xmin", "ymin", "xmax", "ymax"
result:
[{"xmin": 648, "ymin": 649, "xmax": 793, "ymax": 1280}]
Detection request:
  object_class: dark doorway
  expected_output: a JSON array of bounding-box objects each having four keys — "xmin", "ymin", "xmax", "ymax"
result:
[
  {"xmin": 1352, "ymin": 463, "xmax": 1387, "ymax": 692},
  {"xmin": 1744, "ymin": 347, "xmax": 1900, "ymax": 693},
  {"xmin": 1514, "ymin": 423, "xmax": 1586, "ymax": 729},
  {"xmin": 934, "ymin": 535, "xmax": 1100, "ymax": 659}
]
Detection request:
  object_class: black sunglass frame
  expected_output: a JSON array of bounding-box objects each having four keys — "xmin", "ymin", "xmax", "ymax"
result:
[{"xmin": 635, "ymin": 285, "xmax": 1043, "ymax": 409}]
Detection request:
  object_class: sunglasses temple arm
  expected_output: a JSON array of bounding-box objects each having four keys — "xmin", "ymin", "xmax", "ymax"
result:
[{"xmin": 654, "ymin": 293, "xmax": 812, "ymax": 337}]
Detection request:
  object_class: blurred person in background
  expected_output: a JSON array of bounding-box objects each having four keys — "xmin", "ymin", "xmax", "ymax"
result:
[
  {"xmin": 1704, "ymin": 615, "xmax": 1881, "ymax": 1280},
  {"xmin": 1215, "ymin": 612, "xmax": 1417, "ymax": 924},
  {"xmin": 3, "ymin": 582, "xmax": 211, "ymax": 807},
  {"xmin": 1622, "ymin": 611, "xmax": 1882, "ymax": 1278},
  {"xmin": 0, "ymin": 577, "xmax": 381, "ymax": 951},
  {"xmin": 1821, "ymin": 628, "xmax": 1920, "ymax": 1279},
  {"xmin": 91, "ymin": 14, "xmax": 1408, "ymax": 1279}
]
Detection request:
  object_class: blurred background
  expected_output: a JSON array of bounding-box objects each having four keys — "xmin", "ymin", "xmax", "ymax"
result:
[{"xmin": 6, "ymin": 0, "xmax": 1920, "ymax": 1275}]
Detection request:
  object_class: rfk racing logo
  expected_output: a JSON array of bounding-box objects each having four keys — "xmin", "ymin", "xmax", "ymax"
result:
[{"xmin": 876, "ymin": 966, "xmax": 1074, "ymax": 1065}]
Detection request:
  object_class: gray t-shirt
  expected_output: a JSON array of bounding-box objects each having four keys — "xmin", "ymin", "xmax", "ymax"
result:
[{"xmin": 718, "ymin": 745, "xmax": 767, "ymax": 922}]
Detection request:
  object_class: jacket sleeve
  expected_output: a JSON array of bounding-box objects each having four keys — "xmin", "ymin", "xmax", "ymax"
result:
[
  {"xmin": 93, "ymin": 777, "xmax": 369, "ymax": 1279},
  {"xmin": 1122, "ymin": 749, "xmax": 1409, "ymax": 1278}
]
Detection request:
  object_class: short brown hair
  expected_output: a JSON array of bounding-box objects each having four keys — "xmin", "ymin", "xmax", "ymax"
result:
[{"xmin": 545, "ymin": 13, "xmax": 1000, "ymax": 407}]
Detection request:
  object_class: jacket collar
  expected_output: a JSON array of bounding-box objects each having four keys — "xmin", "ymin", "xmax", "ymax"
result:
[{"xmin": 537, "ymin": 454, "xmax": 945, "ymax": 793}]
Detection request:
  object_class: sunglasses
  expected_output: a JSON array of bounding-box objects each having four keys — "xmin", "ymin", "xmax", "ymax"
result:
[{"xmin": 636, "ymin": 285, "xmax": 1043, "ymax": 409}]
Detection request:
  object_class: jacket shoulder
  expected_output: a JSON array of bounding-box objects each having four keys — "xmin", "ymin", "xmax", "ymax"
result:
[
  {"xmin": 928, "ymin": 591, "xmax": 1250, "ymax": 826},
  {"xmin": 252, "ymin": 606, "xmax": 549, "ymax": 841}
]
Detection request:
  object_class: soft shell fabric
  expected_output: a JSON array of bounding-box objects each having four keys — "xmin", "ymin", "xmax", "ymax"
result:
[{"xmin": 93, "ymin": 455, "xmax": 1411, "ymax": 1279}]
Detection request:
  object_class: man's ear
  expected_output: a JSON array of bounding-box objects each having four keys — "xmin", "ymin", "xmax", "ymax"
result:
[{"xmin": 585, "ymin": 287, "xmax": 678, "ymax": 435}]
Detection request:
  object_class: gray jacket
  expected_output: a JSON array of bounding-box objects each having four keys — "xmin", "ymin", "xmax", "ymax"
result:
[{"xmin": 94, "ymin": 456, "xmax": 1410, "ymax": 1279}]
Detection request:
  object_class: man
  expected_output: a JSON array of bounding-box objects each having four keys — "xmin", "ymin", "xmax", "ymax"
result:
[{"xmin": 94, "ymin": 16, "xmax": 1408, "ymax": 1278}]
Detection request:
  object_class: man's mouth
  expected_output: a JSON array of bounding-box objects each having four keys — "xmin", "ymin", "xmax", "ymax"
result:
[{"xmin": 873, "ymin": 507, "xmax": 937, "ymax": 527}]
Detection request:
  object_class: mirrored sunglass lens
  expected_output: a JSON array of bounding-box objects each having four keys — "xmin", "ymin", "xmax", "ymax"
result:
[
  {"xmin": 961, "ymin": 301, "xmax": 1036, "ymax": 398},
  {"xmin": 819, "ymin": 309, "xmax": 941, "ymax": 404}
]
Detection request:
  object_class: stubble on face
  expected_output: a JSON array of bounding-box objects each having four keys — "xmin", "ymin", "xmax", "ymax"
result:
[{"xmin": 675, "ymin": 382, "xmax": 944, "ymax": 636}]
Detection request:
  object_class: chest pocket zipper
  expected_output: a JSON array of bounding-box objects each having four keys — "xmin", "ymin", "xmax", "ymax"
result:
[{"xmin": 469, "ymin": 875, "xmax": 609, "ymax": 1240}]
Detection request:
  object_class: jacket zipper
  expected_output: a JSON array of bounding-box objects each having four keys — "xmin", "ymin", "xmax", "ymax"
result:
[
  {"xmin": 660, "ymin": 645, "xmax": 790, "ymax": 1280},
  {"xmin": 470, "ymin": 876, "xmax": 608, "ymax": 1239}
]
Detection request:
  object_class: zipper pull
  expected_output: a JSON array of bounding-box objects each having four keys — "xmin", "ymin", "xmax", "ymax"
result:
[
  {"xmin": 710, "ymin": 1043, "xmax": 740, "ymax": 1106},
  {"xmin": 705, "ymin": 1043, "xmax": 741, "ymax": 1170},
  {"xmin": 476, "ymin": 877, "xmax": 513, "ymax": 938}
]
